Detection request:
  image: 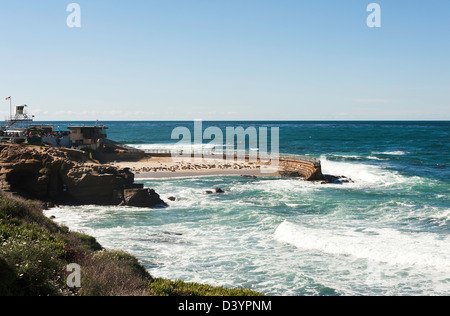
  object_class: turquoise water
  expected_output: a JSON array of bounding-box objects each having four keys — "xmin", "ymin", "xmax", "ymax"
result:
[{"xmin": 45, "ymin": 121, "xmax": 450, "ymax": 296}]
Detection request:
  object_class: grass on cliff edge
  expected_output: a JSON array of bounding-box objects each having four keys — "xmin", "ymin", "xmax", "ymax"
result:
[{"xmin": 0, "ymin": 192, "xmax": 262, "ymax": 296}]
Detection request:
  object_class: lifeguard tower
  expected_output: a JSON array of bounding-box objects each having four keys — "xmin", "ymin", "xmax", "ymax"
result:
[
  {"xmin": 6, "ymin": 105, "xmax": 34, "ymax": 129},
  {"xmin": 1, "ymin": 104, "xmax": 35, "ymax": 144}
]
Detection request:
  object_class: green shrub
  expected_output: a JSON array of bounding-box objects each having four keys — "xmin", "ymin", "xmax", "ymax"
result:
[
  {"xmin": 0, "ymin": 193, "xmax": 68, "ymax": 295},
  {"xmin": 0, "ymin": 192, "xmax": 264, "ymax": 296},
  {"xmin": 78, "ymin": 250, "xmax": 152, "ymax": 296},
  {"xmin": 72, "ymin": 232, "xmax": 103, "ymax": 252},
  {"xmin": 0, "ymin": 211, "xmax": 68, "ymax": 295},
  {"xmin": 0, "ymin": 257, "xmax": 21, "ymax": 296},
  {"xmin": 148, "ymin": 278, "xmax": 264, "ymax": 296},
  {"xmin": 92, "ymin": 250, "xmax": 151, "ymax": 280}
]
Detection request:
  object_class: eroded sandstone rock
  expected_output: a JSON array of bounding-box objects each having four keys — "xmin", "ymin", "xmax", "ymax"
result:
[{"xmin": 0, "ymin": 144, "xmax": 164, "ymax": 207}]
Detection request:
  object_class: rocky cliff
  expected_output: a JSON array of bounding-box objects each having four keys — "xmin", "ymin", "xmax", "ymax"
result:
[{"xmin": 0, "ymin": 144, "xmax": 166, "ymax": 207}]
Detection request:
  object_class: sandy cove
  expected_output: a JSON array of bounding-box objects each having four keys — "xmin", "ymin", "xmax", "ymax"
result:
[{"xmin": 109, "ymin": 156, "xmax": 280, "ymax": 179}]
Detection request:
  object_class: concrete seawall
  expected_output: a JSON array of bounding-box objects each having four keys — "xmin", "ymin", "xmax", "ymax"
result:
[
  {"xmin": 97, "ymin": 141, "xmax": 325, "ymax": 181},
  {"xmin": 278, "ymin": 157, "xmax": 325, "ymax": 181},
  {"xmin": 142, "ymin": 150, "xmax": 325, "ymax": 181}
]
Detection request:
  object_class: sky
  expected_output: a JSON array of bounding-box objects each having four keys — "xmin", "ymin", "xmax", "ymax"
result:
[{"xmin": 0, "ymin": 0, "xmax": 449, "ymax": 121}]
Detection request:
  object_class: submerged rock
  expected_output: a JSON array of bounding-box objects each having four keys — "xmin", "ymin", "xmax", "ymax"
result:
[
  {"xmin": 205, "ymin": 188, "xmax": 226, "ymax": 195},
  {"xmin": 322, "ymin": 175, "xmax": 354, "ymax": 184}
]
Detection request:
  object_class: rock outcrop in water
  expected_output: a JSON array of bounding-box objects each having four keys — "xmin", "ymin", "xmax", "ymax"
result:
[
  {"xmin": 321, "ymin": 175, "xmax": 354, "ymax": 184},
  {"xmin": 0, "ymin": 144, "xmax": 166, "ymax": 207},
  {"xmin": 123, "ymin": 188, "xmax": 167, "ymax": 208}
]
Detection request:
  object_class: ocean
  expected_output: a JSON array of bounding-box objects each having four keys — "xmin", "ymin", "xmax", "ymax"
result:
[{"xmin": 44, "ymin": 121, "xmax": 450, "ymax": 296}]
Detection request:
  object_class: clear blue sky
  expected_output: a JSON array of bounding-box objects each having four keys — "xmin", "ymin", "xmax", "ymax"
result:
[{"xmin": 0, "ymin": 0, "xmax": 449, "ymax": 121}]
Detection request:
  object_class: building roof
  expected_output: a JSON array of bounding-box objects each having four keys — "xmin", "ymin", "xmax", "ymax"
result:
[{"xmin": 67, "ymin": 125, "xmax": 108, "ymax": 129}]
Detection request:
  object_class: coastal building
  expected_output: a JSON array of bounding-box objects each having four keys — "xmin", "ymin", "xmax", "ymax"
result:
[
  {"xmin": 30, "ymin": 124, "xmax": 54, "ymax": 134},
  {"xmin": 0, "ymin": 103, "xmax": 109, "ymax": 150},
  {"xmin": 67, "ymin": 125, "xmax": 108, "ymax": 150}
]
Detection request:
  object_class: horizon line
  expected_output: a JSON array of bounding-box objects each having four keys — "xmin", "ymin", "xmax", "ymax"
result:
[{"xmin": 29, "ymin": 119, "xmax": 450, "ymax": 122}]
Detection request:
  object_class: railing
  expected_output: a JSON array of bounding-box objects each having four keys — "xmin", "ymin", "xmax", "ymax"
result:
[
  {"xmin": 141, "ymin": 147, "xmax": 320, "ymax": 165},
  {"xmin": 278, "ymin": 153, "xmax": 321, "ymax": 165}
]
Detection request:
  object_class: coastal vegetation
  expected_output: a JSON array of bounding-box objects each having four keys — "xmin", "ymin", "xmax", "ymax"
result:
[{"xmin": 0, "ymin": 191, "xmax": 262, "ymax": 296}]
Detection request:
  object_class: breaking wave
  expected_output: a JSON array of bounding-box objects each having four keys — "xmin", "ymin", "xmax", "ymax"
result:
[{"xmin": 274, "ymin": 221, "xmax": 450, "ymax": 270}]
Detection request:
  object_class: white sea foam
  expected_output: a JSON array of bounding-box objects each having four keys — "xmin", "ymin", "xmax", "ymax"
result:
[
  {"xmin": 320, "ymin": 156, "xmax": 410, "ymax": 188},
  {"xmin": 274, "ymin": 221, "xmax": 450, "ymax": 270},
  {"xmin": 334, "ymin": 154, "xmax": 362, "ymax": 159},
  {"xmin": 366, "ymin": 156, "xmax": 387, "ymax": 161},
  {"xmin": 329, "ymin": 154, "xmax": 389, "ymax": 161},
  {"xmin": 239, "ymin": 178, "xmax": 315, "ymax": 193},
  {"xmin": 43, "ymin": 164, "xmax": 449, "ymax": 296},
  {"xmin": 373, "ymin": 151, "xmax": 408, "ymax": 156},
  {"xmin": 425, "ymin": 208, "xmax": 450, "ymax": 227}
]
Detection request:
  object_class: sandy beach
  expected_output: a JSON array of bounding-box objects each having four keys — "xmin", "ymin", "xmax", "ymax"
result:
[{"xmin": 109, "ymin": 156, "xmax": 280, "ymax": 178}]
